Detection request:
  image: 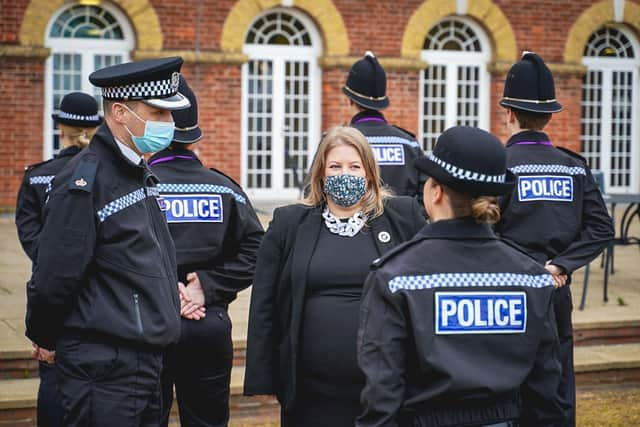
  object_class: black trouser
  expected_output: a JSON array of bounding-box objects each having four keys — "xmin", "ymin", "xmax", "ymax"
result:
[
  {"xmin": 161, "ymin": 305, "xmax": 233, "ymax": 427},
  {"xmin": 554, "ymin": 285, "xmax": 576, "ymax": 427},
  {"xmin": 37, "ymin": 361, "xmax": 64, "ymax": 427},
  {"xmin": 55, "ymin": 333, "xmax": 163, "ymax": 427}
]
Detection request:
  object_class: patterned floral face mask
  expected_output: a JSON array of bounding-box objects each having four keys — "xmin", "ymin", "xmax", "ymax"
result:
[{"xmin": 323, "ymin": 174, "xmax": 367, "ymax": 207}]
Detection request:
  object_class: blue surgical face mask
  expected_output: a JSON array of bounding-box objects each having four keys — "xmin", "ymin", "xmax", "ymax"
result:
[
  {"xmin": 121, "ymin": 104, "xmax": 175, "ymax": 154},
  {"xmin": 324, "ymin": 174, "xmax": 367, "ymax": 207}
]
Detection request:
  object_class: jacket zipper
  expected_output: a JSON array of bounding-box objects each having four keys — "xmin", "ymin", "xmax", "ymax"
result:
[{"xmin": 133, "ymin": 293, "xmax": 143, "ymax": 334}]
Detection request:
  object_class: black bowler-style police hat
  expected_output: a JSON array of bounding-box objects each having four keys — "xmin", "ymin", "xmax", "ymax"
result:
[
  {"xmin": 415, "ymin": 126, "xmax": 515, "ymax": 196},
  {"xmin": 343, "ymin": 51, "xmax": 389, "ymax": 110},
  {"xmin": 89, "ymin": 57, "xmax": 190, "ymax": 111},
  {"xmin": 172, "ymin": 75, "xmax": 202, "ymax": 144},
  {"xmin": 500, "ymin": 52, "xmax": 563, "ymax": 114},
  {"xmin": 51, "ymin": 92, "xmax": 103, "ymax": 127}
]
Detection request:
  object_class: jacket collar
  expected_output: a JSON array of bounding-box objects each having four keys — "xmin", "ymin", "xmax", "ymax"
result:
[
  {"xmin": 417, "ymin": 216, "xmax": 497, "ymax": 240},
  {"xmin": 351, "ymin": 110, "xmax": 387, "ymax": 125},
  {"xmin": 56, "ymin": 145, "xmax": 82, "ymax": 158},
  {"xmin": 92, "ymin": 124, "xmax": 146, "ymax": 170},
  {"xmin": 148, "ymin": 147, "xmax": 202, "ymax": 167},
  {"xmin": 506, "ymin": 130, "xmax": 552, "ymax": 148}
]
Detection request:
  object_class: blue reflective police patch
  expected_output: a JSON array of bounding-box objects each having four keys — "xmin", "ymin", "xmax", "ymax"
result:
[
  {"xmin": 371, "ymin": 144, "xmax": 405, "ymax": 165},
  {"xmin": 435, "ymin": 292, "xmax": 527, "ymax": 334},
  {"xmin": 517, "ymin": 175, "xmax": 573, "ymax": 202},
  {"xmin": 162, "ymin": 194, "xmax": 223, "ymax": 223}
]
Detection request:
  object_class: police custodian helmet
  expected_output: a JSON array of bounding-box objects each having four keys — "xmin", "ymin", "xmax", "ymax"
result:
[
  {"xmin": 415, "ymin": 126, "xmax": 516, "ymax": 196},
  {"xmin": 343, "ymin": 51, "xmax": 389, "ymax": 110},
  {"xmin": 500, "ymin": 52, "xmax": 563, "ymax": 114},
  {"xmin": 171, "ymin": 76, "xmax": 203, "ymax": 144}
]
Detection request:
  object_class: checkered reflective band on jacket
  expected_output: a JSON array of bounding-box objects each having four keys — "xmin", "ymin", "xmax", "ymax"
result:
[
  {"xmin": 388, "ymin": 272, "xmax": 553, "ymax": 293},
  {"xmin": 157, "ymin": 183, "xmax": 247, "ymax": 204}
]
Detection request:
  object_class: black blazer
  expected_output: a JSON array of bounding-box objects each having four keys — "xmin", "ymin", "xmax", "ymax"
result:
[{"xmin": 243, "ymin": 196, "xmax": 426, "ymax": 411}]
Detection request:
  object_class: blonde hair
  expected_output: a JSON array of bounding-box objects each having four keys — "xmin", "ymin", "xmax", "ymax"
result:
[
  {"xmin": 431, "ymin": 179, "xmax": 501, "ymax": 224},
  {"xmin": 59, "ymin": 124, "xmax": 97, "ymax": 148},
  {"xmin": 303, "ymin": 125, "xmax": 391, "ymax": 218}
]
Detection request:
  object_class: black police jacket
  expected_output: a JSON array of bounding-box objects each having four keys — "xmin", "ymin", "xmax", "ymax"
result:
[
  {"xmin": 495, "ymin": 131, "xmax": 614, "ymax": 274},
  {"xmin": 149, "ymin": 148, "xmax": 264, "ymax": 307},
  {"xmin": 26, "ymin": 124, "xmax": 181, "ymax": 350},
  {"xmin": 15, "ymin": 145, "xmax": 82, "ymax": 263},
  {"xmin": 357, "ymin": 217, "xmax": 566, "ymax": 427},
  {"xmin": 351, "ymin": 111, "xmax": 425, "ymax": 200},
  {"xmin": 244, "ymin": 197, "xmax": 426, "ymax": 412}
]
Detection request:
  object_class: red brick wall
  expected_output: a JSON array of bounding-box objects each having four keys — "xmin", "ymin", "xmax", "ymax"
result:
[
  {"xmin": 2, "ymin": 0, "xmax": 639, "ymax": 208},
  {"xmin": 0, "ymin": 57, "xmax": 46, "ymax": 208}
]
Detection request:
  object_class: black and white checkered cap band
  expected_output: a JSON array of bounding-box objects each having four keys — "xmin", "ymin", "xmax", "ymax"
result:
[
  {"xmin": 429, "ymin": 153, "xmax": 506, "ymax": 183},
  {"xmin": 58, "ymin": 111, "xmax": 100, "ymax": 121},
  {"xmin": 101, "ymin": 76, "xmax": 179, "ymax": 100}
]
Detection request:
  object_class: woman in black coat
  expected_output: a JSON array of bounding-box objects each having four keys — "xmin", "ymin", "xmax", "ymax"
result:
[{"xmin": 244, "ymin": 126, "xmax": 426, "ymax": 426}]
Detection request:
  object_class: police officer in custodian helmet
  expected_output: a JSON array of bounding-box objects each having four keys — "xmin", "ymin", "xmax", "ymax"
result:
[
  {"xmin": 357, "ymin": 126, "xmax": 567, "ymax": 427},
  {"xmin": 26, "ymin": 57, "xmax": 190, "ymax": 426},
  {"xmin": 344, "ymin": 52, "xmax": 425, "ymax": 201},
  {"xmin": 495, "ymin": 52, "xmax": 614, "ymax": 426}
]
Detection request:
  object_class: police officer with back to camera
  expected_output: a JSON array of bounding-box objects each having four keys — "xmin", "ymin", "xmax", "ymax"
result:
[
  {"xmin": 495, "ymin": 52, "xmax": 614, "ymax": 426},
  {"xmin": 16, "ymin": 92, "xmax": 101, "ymax": 427},
  {"xmin": 26, "ymin": 57, "xmax": 190, "ymax": 426},
  {"xmin": 149, "ymin": 76, "xmax": 264, "ymax": 427},
  {"xmin": 357, "ymin": 126, "xmax": 567, "ymax": 427},
  {"xmin": 344, "ymin": 51, "xmax": 425, "ymax": 200}
]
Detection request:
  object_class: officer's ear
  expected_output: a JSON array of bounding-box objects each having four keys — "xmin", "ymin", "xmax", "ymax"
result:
[{"xmin": 110, "ymin": 102, "xmax": 133, "ymax": 124}]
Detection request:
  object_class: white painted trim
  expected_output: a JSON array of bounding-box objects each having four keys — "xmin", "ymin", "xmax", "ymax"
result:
[
  {"xmin": 43, "ymin": 2, "xmax": 134, "ymax": 160},
  {"xmin": 456, "ymin": 0, "xmax": 468, "ymax": 15},
  {"xmin": 614, "ymin": 0, "xmax": 625, "ymax": 23}
]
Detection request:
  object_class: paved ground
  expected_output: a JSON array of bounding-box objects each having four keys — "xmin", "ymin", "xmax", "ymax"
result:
[{"xmin": 1, "ymin": 209, "xmax": 639, "ymax": 356}]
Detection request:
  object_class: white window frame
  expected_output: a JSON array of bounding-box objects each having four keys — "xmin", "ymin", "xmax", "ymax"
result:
[
  {"xmin": 44, "ymin": 3, "xmax": 134, "ymax": 160},
  {"xmin": 419, "ymin": 17, "xmax": 491, "ymax": 152},
  {"xmin": 582, "ymin": 28, "xmax": 640, "ymax": 194},
  {"xmin": 241, "ymin": 8, "xmax": 322, "ymax": 202}
]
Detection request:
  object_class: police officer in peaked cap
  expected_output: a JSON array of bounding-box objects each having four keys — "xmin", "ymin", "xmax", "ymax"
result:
[
  {"xmin": 16, "ymin": 91, "xmax": 101, "ymax": 427},
  {"xmin": 150, "ymin": 76, "xmax": 264, "ymax": 427},
  {"xmin": 26, "ymin": 57, "xmax": 190, "ymax": 426},
  {"xmin": 344, "ymin": 51, "xmax": 425, "ymax": 202},
  {"xmin": 495, "ymin": 52, "xmax": 614, "ymax": 426},
  {"xmin": 357, "ymin": 126, "xmax": 567, "ymax": 427}
]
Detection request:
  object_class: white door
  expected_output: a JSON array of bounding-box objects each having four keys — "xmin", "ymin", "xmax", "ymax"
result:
[{"xmin": 242, "ymin": 9, "xmax": 322, "ymax": 202}]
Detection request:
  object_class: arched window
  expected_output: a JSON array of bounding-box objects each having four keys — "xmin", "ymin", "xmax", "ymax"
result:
[
  {"xmin": 581, "ymin": 26, "xmax": 640, "ymax": 193},
  {"xmin": 419, "ymin": 17, "xmax": 491, "ymax": 152},
  {"xmin": 44, "ymin": 3, "xmax": 134, "ymax": 158},
  {"xmin": 242, "ymin": 9, "xmax": 322, "ymax": 201}
]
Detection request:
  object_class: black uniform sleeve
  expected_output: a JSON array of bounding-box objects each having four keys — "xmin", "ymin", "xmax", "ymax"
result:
[
  {"xmin": 243, "ymin": 208, "xmax": 285, "ymax": 396},
  {"xmin": 520, "ymin": 294, "xmax": 568, "ymax": 426},
  {"xmin": 15, "ymin": 172, "xmax": 43, "ymax": 262},
  {"xmin": 412, "ymin": 145, "xmax": 426, "ymax": 205},
  {"xmin": 26, "ymin": 186, "xmax": 97, "ymax": 350},
  {"xmin": 551, "ymin": 168, "xmax": 614, "ymax": 273},
  {"xmin": 195, "ymin": 196, "xmax": 264, "ymax": 306},
  {"xmin": 357, "ymin": 269, "xmax": 407, "ymax": 427}
]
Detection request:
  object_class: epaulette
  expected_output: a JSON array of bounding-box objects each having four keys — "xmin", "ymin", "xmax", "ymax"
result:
[
  {"xmin": 371, "ymin": 236, "xmax": 425, "ymax": 269},
  {"xmin": 209, "ymin": 167, "xmax": 242, "ymax": 189},
  {"xmin": 556, "ymin": 146, "xmax": 587, "ymax": 165},
  {"xmin": 68, "ymin": 155, "xmax": 98, "ymax": 192},
  {"xmin": 391, "ymin": 125, "xmax": 416, "ymax": 139}
]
